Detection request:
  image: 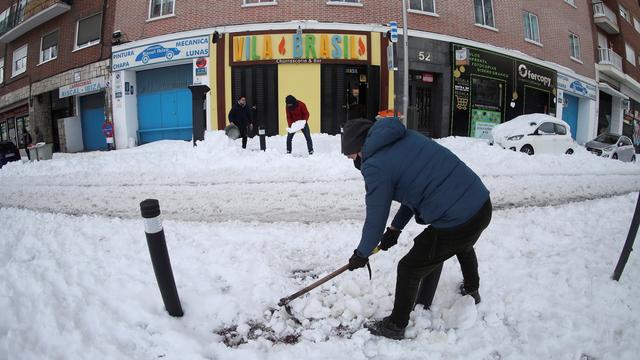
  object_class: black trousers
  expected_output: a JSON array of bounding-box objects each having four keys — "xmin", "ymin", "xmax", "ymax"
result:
[
  {"xmin": 286, "ymin": 123, "xmax": 313, "ymax": 153},
  {"xmin": 238, "ymin": 125, "xmax": 249, "ymax": 149},
  {"xmin": 390, "ymin": 199, "xmax": 492, "ymax": 328}
]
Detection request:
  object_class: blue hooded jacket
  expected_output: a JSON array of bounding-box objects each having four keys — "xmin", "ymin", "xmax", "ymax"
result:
[{"xmin": 356, "ymin": 118, "xmax": 490, "ymax": 257}]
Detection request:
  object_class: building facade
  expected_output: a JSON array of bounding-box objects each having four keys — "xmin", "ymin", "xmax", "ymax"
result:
[
  {"xmin": 592, "ymin": 0, "xmax": 640, "ymax": 149},
  {"xmin": 0, "ymin": 0, "xmax": 115, "ymax": 154},
  {"xmin": 107, "ymin": 1, "xmax": 598, "ymax": 148}
]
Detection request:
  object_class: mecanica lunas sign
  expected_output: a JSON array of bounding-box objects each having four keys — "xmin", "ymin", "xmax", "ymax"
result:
[
  {"xmin": 112, "ymin": 35, "xmax": 210, "ymax": 71},
  {"xmin": 230, "ymin": 32, "xmax": 370, "ymax": 65}
]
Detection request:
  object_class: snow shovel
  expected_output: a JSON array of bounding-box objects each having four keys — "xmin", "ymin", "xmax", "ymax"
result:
[{"xmin": 278, "ymin": 247, "xmax": 380, "ymax": 312}]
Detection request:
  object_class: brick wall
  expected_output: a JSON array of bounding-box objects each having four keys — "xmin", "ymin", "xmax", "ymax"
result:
[
  {"xmin": 114, "ymin": 0, "xmax": 596, "ymax": 78},
  {"xmin": 0, "ymin": 0, "xmax": 115, "ymax": 101}
]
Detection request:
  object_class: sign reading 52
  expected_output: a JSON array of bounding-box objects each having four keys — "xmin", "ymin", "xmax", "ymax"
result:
[{"xmin": 417, "ymin": 51, "xmax": 431, "ymax": 62}]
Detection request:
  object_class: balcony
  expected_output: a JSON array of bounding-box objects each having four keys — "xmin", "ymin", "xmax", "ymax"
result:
[
  {"xmin": 0, "ymin": 0, "xmax": 72, "ymax": 43},
  {"xmin": 597, "ymin": 48, "xmax": 625, "ymax": 82},
  {"xmin": 593, "ymin": 2, "xmax": 620, "ymax": 34}
]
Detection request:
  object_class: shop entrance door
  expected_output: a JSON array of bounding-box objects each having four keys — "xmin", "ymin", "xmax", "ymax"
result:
[
  {"xmin": 524, "ymin": 86, "xmax": 550, "ymax": 115},
  {"xmin": 321, "ymin": 65, "xmax": 372, "ymax": 135},
  {"xmin": 231, "ymin": 65, "xmax": 279, "ymax": 136},
  {"xmin": 80, "ymin": 93, "xmax": 106, "ymax": 151},
  {"xmin": 408, "ymin": 73, "xmax": 434, "ymax": 136},
  {"xmin": 562, "ymin": 93, "xmax": 579, "ymax": 139},
  {"xmin": 1, "ymin": 116, "xmax": 29, "ymax": 147}
]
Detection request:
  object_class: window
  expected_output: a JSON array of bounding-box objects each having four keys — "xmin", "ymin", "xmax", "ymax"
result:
[
  {"xmin": 523, "ymin": 11, "xmax": 540, "ymax": 43},
  {"xmin": 14, "ymin": 0, "xmax": 27, "ymax": 24},
  {"xmin": 564, "ymin": 0, "xmax": 575, "ymax": 6},
  {"xmin": 554, "ymin": 124, "xmax": 567, "ymax": 135},
  {"xmin": 626, "ymin": 43, "xmax": 636, "ymax": 65},
  {"xmin": 327, "ymin": 0, "xmax": 361, "ymax": 3},
  {"xmin": 620, "ymin": 5, "xmax": 630, "ymax": 22},
  {"xmin": 0, "ymin": 57, "xmax": 4, "ymax": 84},
  {"xmin": 569, "ymin": 33, "xmax": 581, "ymax": 60},
  {"xmin": 40, "ymin": 31, "xmax": 58, "ymax": 64},
  {"xmin": 0, "ymin": 8, "xmax": 10, "ymax": 33},
  {"xmin": 409, "ymin": 0, "xmax": 435, "ymax": 13},
  {"xmin": 537, "ymin": 122, "xmax": 556, "ymax": 135},
  {"xmin": 243, "ymin": 0, "xmax": 277, "ymax": 5},
  {"xmin": 149, "ymin": 0, "xmax": 175, "ymax": 19},
  {"xmin": 12, "ymin": 44, "xmax": 27, "ymax": 77},
  {"xmin": 474, "ymin": 0, "xmax": 495, "ymax": 28},
  {"xmin": 621, "ymin": 137, "xmax": 632, "ymax": 146},
  {"xmin": 75, "ymin": 13, "xmax": 102, "ymax": 50}
]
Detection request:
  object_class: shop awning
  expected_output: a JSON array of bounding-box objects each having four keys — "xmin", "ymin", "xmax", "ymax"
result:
[{"xmin": 598, "ymin": 82, "xmax": 629, "ymax": 99}]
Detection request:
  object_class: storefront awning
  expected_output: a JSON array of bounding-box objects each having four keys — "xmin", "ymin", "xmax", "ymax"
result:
[{"xmin": 599, "ymin": 82, "xmax": 629, "ymax": 99}]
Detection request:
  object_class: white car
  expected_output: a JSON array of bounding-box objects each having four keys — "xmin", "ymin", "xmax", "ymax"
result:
[
  {"xmin": 585, "ymin": 133, "xmax": 636, "ymax": 162},
  {"xmin": 490, "ymin": 114, "xmax": 576, "ymax": 155}
]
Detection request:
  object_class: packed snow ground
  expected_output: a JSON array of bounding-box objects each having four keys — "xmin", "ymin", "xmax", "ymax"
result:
[
  {"xmin": 1, "ymin": 131, "xmax": 640, "ymax": 359},
  {"xmin": 1, "ymin": 132, "xmax": 640, "ymax": 222}
]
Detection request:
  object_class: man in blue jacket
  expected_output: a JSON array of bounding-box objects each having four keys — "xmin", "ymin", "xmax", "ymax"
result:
[{"xmin": 342, "ymin": 117, "xmax": 492, "ymax": 340}]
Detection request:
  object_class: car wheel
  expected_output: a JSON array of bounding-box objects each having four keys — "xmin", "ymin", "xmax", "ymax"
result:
[
  {"xmin": 613, "ymin": 153, "xmax": 618, "ymax": 160},
  {"xmin": 565, "ymin": 148, "xmax": 574, "ymax": 155},
  {"xmin": 142, "ymin": 55, "xmax": 150, "ymax": 64},
  {"xmin": 166, "ymin": 52, "xmax": 174, "ymax": 60},
  {"xmin": 520, "ymin": 145, "xmax": 534, "ymax": 156}
]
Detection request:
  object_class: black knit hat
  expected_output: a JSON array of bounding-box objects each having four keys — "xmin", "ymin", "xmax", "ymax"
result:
[
  {"xmin": 342, "ymin": 118, "xmax": 374, "ymax": 155},
  {"xmin": 285, "ymin": 95, "xmax": 297, "ymax": 106}
]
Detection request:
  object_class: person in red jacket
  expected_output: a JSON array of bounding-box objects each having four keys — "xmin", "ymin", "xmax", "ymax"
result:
[{"xmin": 285, "ymin": 95, "xmax": 314, "ymax": 155}]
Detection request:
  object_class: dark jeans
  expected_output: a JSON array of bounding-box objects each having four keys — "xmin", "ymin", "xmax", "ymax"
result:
[
  {"xmin": 286, "ymin": 123, "xmax": 313, "ymax": 153},
  {"xmin": 23, "ymin": 147, "xmax": 31, "ymax": 160},
  {"xmin": 239, "ymin": 125, "xmax": 249, "ymax": 149},
  {"xmin": 390, "ymin": 199, "xmax": 492, "ymax": 328}
]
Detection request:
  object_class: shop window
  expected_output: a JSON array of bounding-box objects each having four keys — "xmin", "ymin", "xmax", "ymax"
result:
[
  {"xmin": 523, "ymin": 11, "xmax": 540, "ymax": 44},
  {"xmin": 242, "ymin": 0, "xmax": 277, "ymax": 6},
  {"xmin": 149, "ymin": 0, "xmax": 175, "ymax": 19},
  {"xmin": 474, "ymin": 0, "xmax": 495, "ymax": 28},
  {"xmin": 569, "ymin": 33, "xmax": 581, "ymax": 61},
  {"xmin": 40, "ymin": 30, "xmax": 59, "ymax": 64},
  {"xmin": 620, "ymin": 5, "xmax": 630, "ymax": 23},
  {"xmin": 12, "ymin": 44, "xmax": 27, "ymax": 77},
  {"xmin": 0, "ymin": 57, "xmax": 4, "ymax": 84},
  {"xmin": 75, "ymin": 13, "xmax": 102, "ymax": 50},
  {"xmin": 626, "ymin": 43, "xmax": 636, "ymax": 66},
  {"xmin": 409, "ymin": 0, "xmax": 435, "ymax": 14},
  {"xmin": 472, "ymin": 77, "xmax": 502, "ymax": 109}
]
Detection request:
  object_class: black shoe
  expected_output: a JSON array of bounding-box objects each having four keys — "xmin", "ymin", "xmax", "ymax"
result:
[
  {"xmin": 459, "ymin": 283, "xmax": 481, "ymax": 304},
  {"xmin": 309, "ymin": 150, "xmax": 314, "ymax": 155},
  {"xmin": 365, "ymin": 316, "xmax": 405, "ymax": 340}
]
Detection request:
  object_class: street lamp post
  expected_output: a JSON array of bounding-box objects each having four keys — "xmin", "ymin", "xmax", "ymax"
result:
[{"xmin": 401, "ymin": 0, "xmax": 409, "ymax": 126}]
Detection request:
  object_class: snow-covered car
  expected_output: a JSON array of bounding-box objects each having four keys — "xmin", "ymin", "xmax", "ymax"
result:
[
  {"xmin": 135, "ymin": 45, "xmax": 181, "ymax": 64},
  {"xmin": 585, "ymin": 133, "xmax": 636, "ymax": 162},
  {"xmin": 490, "ymin": 114, "xmax": 576, "ymax": 155}
]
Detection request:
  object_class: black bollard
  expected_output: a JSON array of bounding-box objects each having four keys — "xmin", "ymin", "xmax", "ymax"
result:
[
  {"xmin": 259, "ymin": 127, "xmax": 266, "ymax": 151},
  {"xmin": 140, "ymin": 199, "xmax": 184, "ymax": 317},
  {"xmin": 613, "ymin": 192, "xmax": 640, "ymax": 281}
]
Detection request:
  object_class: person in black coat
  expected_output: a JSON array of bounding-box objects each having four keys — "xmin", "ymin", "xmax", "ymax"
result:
[
  {"xmin": 21, "ymin": 125, "xmax": 33, "ymax": 160},
  {"xmin": 227, "ymin": 95, "xmax": 255, "ymax": 149}
]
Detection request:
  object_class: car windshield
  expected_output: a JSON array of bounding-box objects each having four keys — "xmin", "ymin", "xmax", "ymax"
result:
[{"xmin": 595, "ymin": 134, "xmax": 619, "ymax": 144}]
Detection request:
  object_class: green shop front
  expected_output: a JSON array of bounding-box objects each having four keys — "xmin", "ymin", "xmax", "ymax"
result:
[{"xmin": 451, "ymin": 44, "xmax": 557, "ymax": 138}]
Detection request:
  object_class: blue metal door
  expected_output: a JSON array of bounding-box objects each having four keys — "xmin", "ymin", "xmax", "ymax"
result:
[
  {"xmin": 137, "ymin": 65, "xmax": 193, "ymax": 144},
  {"xmin": 80, "ymin": 93, "xmax": 106, "ymax": 151},
  {"xmin": 562, "ymin": 94, "xmax": 579, "ymax": 139}
]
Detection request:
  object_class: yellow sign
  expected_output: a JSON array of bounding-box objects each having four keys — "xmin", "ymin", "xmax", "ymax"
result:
[{"xmin": 232, "ymin": 33, "xmax": 368, "ymax": 64}]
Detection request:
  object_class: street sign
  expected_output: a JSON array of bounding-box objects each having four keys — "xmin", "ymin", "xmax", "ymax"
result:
[
  {"xmin": 387, "ymin": 44, "xmax": 395, "ymax": 70},
  {"xmin": 389, "ymin": 21, "xmax": 398, "ymax": 43}
]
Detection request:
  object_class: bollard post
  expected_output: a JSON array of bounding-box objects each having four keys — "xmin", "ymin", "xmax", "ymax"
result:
[
  {"xmin": 140, "ymin": 199, "xmax": 184, "ymax": 317},
  {"xmin": 259, "ymin": 127, "xmax": 266, "ymax": 151}
]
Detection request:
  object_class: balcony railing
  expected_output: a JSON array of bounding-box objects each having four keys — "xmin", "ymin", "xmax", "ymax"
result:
[
  {"xmin": 599, "ymin": 48, "xmax": 623, "ymax": 72},
  {"xmin": 593, "ymin": 1, "xmax": 620, "ymax": 34},
  {"xmin": 0, "ymin": 0, "xmax": 72, "ymax": 42}
]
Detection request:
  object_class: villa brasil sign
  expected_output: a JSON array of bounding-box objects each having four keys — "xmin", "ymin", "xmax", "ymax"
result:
[
  {"xmin": 231, "ymin": 32, "xmax": 369, "ymax": 64},
  {"xmin": 111, "ymin": 35, "xmax": 210, "ymax": 71}
]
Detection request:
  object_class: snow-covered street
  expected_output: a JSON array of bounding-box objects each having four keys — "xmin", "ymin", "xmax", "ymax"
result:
[{"xmin": 1, "ymin": 132, "xmax": 640, "ymax": 359}]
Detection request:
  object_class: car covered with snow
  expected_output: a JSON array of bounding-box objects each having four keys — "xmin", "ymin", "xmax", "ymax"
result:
[
  {"xmin": 490, "ymin": 114, "xmax": 576, "ymax": 155},
  {"xmin": 585, "ymin": 133, "xmax": 636, "ymax": 162}
]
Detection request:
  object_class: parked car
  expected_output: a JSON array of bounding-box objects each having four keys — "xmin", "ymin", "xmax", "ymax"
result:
[
  {"xmin": 135, "ymin": 45, "xmax": 181, "ymax": 64},
  {"xmin": 490, "ymin": 114, "xmax": 576, "ymax": 155},
  {"xmin": 0, "ymin": 140, "xmax": 21, "ymax": 169},
  {"xmin": 585, "ymin": 133, "xmax": 636, "ymax": 162}
]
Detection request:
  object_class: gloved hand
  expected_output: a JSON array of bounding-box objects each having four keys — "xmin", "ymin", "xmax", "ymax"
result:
[
  {"xmin": 379, "ymin": 227, "xmax": 401, "ymax": 251},
  {"xmin": 348, "ymin": 250, "xmax": 368, "ymax": 271}
]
